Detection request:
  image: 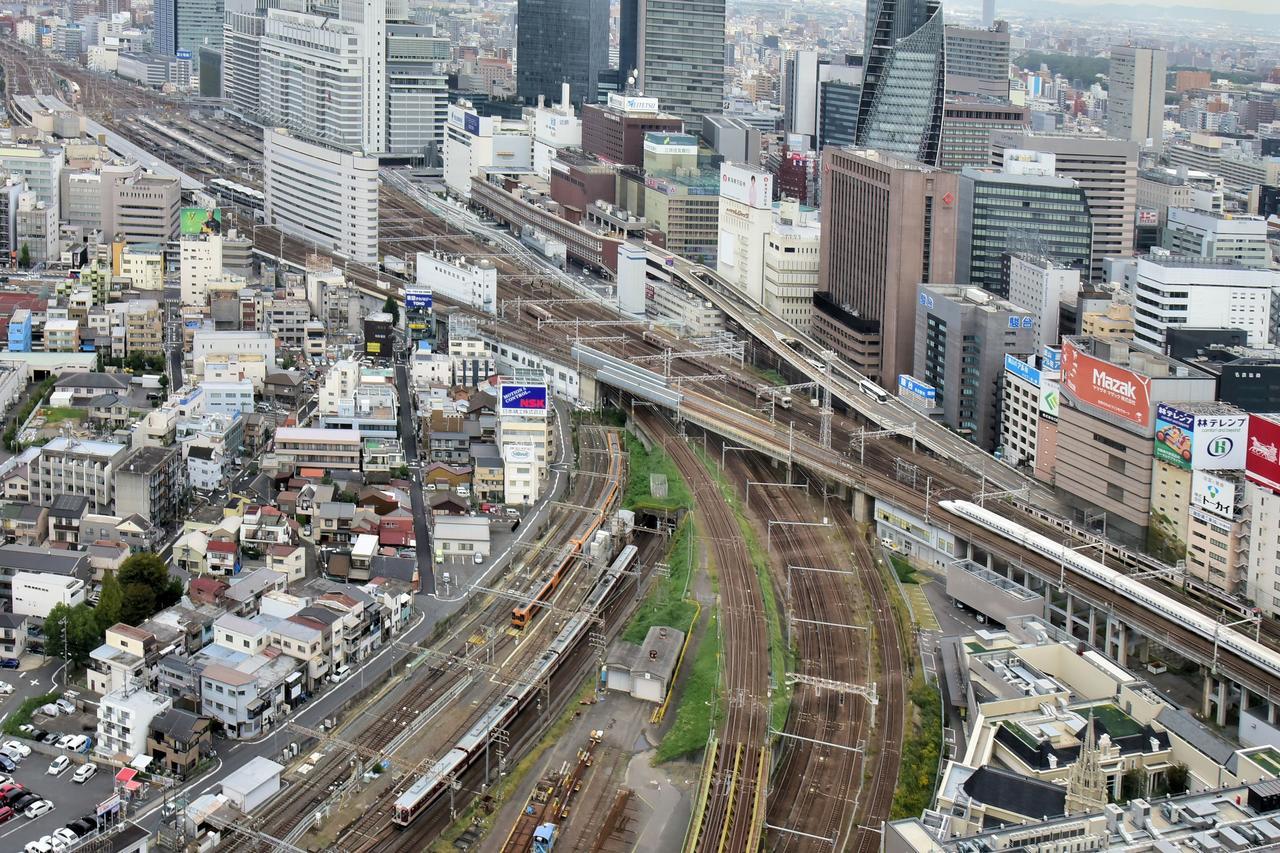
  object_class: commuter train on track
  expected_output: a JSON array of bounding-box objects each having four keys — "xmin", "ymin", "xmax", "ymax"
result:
[
  {"xmin": 938, "ymin": 500, "xmax": 1280, "ymax": 677},
  {"xmin": 393, "ymin": 543, "xmax": 638, "ymax": 827}
]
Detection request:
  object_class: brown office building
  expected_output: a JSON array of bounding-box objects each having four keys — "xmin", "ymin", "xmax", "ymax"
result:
[
  {"xmin": 549, "ymin": 150, "xmax": 617, "ymax": 223},
  {"xmin": 814, "ymin": 147, "xmax": 958, "ymax": 385},
  {"xmin": 581, "ymin": 100, "xmax": 683, "ymax": 167}
]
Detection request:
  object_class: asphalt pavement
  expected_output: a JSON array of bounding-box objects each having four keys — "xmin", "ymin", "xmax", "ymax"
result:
[{"xmin": 393, "ymin": 359, "xmax": 434, "ymax": 596}]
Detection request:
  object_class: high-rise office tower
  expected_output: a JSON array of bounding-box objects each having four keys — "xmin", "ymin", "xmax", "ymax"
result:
[
  {"xmin": 956, "ymin": 151, "xmax": 1093, "ymax": 298},
  {"xmin": 154, "ymin": 0, "xmax": 224, "ymax": 65},
  {"xmin": 258, "ymin": 5, "xmax": 386, "ymax": 154},
  {"xmin": 222, "ymin": 10, "xmax": 265, "ymax": 121},
  {"xmin": 1107, "ymin": 45, "xmax": 1167, "ymax": 152},
  {"xmin": 856, "ymin": 0, "xmax": 946, "ymax": 165},
  {"xmin": 944, "ymin": 21, "xmax": 1011, "ymax": 101},
  {"xmin": 982, "ymin": 0, "xmax": 995, "ymax": 28},
  {"xmin": 812, "ymin": 148, "xmax": 958, "ymax": 385},
  {"xmin": 386, "ymin": 24, "xmax": 450, "ymax": 162},
  {"xmin": 618, "ymin": 0, "xmax": 638, "ymax": 80},
  {"xmin": 516, "ymin": 0, "xmax": 607, "ymax": 108},
  {"xmin": 991, "ymin": 132, "xmax": 1138, "ymax": 282},
  {"xmin": 636, "ymin": 0, "xmax": 725, "ymax": 132},
  {"xmin": 783, "ymin": 50, "xmax": 820, "ymax": 140}
]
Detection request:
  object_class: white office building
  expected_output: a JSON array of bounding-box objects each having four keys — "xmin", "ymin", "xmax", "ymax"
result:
[
  {"xmin": 258, "ymin": 6, "xmax": 385, "ymax": 154},
  {"xmin": 97, "ymin": 688, "xmax": 172, "ymax": 759},
  {"xmin": 1107, "ymin": 45, "xmax": 1167, "ymax": 152},
  {"xmin": 1164, "ymin": 208, "xmax": 1272, "ymax": 268},
  {"xmin": 442, "ymin": 101, "xmax": 533, "ymax": 199},
  {"xmin": 192, "ymin": 330, "xmax": 277, "ymax": 367},
  {"xmin": 1006, "ymin": 254, "xmax": 1082, "ymax": 352},
  {"xmin": 761, "ymin": 201, "xmax": 821, "ymax": 332},
  {"xmin": 222, "ymin": 11, "xmax": 265, "ymax": 123},
  {"xmin": 531, "ymin": 84, "xmax": 582, "ymax": 179},
  {"xmin": 716, "ymin": 162, "xmax": 775, "ymax": 308},
  {"xmin": 1119, "ymin": 250, "xmax": 1280, "ymax": 349},
  {"xmin": 264, "ymin": 129, "xmax": 379, "ymax": 266},
  {"xmin": 414, "ymin": 251, "xmax": 497, "ymax": 313},
  {"xmin": 180, "ymin": 234, "xmax": 223, "ymax": 306}
]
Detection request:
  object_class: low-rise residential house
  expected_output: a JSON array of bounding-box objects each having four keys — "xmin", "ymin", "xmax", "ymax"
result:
[
  {"xmin": 88, "ymin": 393, "xmax": 132, "ymax": 430},
  {"xmin": 187, "ymin": 445, "xmax": 224, "ymax": 492},
  {"xmin": 88, "ymin": 643, "xmax": 146, "ymax": 696},
  {"xmin": 188, "ymin": 576, "xmax": 230, "ymax": 607},
  {"xmin": 200, "ymin": 651, "xmax": 302, "ymax": 740},
  {"xmin": 0, "ymin": 545, "xmax": 90, "ymax": 608},
  {"xmin": 427, "ymin": 430, "xmax": 471, "ymax": 465},
  {"xmin": 54, "ymin": 371, "xmax": 131, "ymax": 402},
  {"xmin": 356, "ymin": 486, "xmax": 406, "ymax": 516},
  {"xmin": 48, "ymin": 494, "xmax": 89, "ymax": 545},
  {"xmin": 86, "ymin": 539, "xmax": 130, "ymax": 580},
  {"xmin": 213, "ymin": 613, "xmax": 273, "ymax": 657},
  {"xmin": 315, "ymin": 502, "xmax": 356, "ymax": 544},
  {"xmin": 471, "ymin": 447, "xmax": 504, "ymax": 502},
  {"xmin": 0, "ymin": 503, "xmax": 47, "ymax": 545},
  {"xmin": 362, "ymin": 437, "xmax": 405, "ymax": 477},
  {"xmin": 264, "ymin": 543, "xmax": 306, "ymax": 583},
  {"xmin": 423, "ymin": 462, "xmax": 471, "ymax": 490},
  {"xmin": 173, "ymin": 530, "xmax": 211, "ymax": 575},
  {"xmin": 378, "ymin": 508, "xmax": 414, "ymax": 547},
  {"xmin": 222, "ymin": 568, "xmax": 287, "ymax": 617},
  {"xmin": 97, "ymin": 687, "xmax": 173, "ymax": 760},
  {"xmin": 146, "ymin": 708, "xmax": 213, "ymax": 779},
  {"xmin": 294, "ymin": 482, "xmax": 335, "ymax": 515},
  {"xmin": 268, "ymin": 618, "xmax": 327, "ymax": 687},
  {"xmin": 81, "ymin": 513, "xmax": 161, "ymax": 553},
  {"xmin": 0, "ymin": 613, "xmax": 28, "ymax": 658},
  {"xmin": 240, "ymin": 505, "xmax": 294, "ymax": 552},
  {"xmin": 206, "ymin": 539, "xmax": 240, "ymax": 576},
  {"xmin": 428, "ymin": 493, "xmax": 469, "ymax": 516},
  {"xmin": 364, "ymin": 577, "xmax": 415, "ymax": 637}
]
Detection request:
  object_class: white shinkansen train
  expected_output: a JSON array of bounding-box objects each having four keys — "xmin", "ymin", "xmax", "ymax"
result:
[{"xmin": 938, "ymin": 500, "xmax": 1280, "ymax": 677}]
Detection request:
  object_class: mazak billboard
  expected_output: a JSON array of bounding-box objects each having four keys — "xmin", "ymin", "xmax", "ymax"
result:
[{"xmin": 1061, "ymin": 340, "xmax": 1151, "ymax": 429}]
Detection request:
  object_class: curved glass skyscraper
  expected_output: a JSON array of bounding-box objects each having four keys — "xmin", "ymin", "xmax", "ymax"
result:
[{"xmin": 856, "ymin": 0, "xmax": 946, "ymax": 166}]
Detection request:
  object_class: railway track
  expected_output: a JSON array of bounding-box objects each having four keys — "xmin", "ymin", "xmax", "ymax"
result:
[
  {"xmin": 633, "ymin": 410, "xmax": 770, "ymax": 853},
  {"xmin": 216, "ymin": 426, "xmax": 624, "ymax": 851}
]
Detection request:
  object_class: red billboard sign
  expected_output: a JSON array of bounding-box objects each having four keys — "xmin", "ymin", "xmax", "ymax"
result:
[
  {"xmin": 1246, "ymin": 414, "xmax": 1280, "ymax": 494},
  {"xmin": 1061, "ymin": 340, "xmax": 1152, "ymax": 429}
]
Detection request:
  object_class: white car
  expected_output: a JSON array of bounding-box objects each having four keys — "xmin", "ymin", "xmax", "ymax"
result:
[
  {"xmin": 45, "ymin": 837, "xmax": 68, "ymax": 853},
  {"xmin": 24, "ymin": 799, "xmax": 53, "ymax": 818},
  {"xmin": 47, "ymin": 756, "xmax": 69, "ymax": 776},
  {"xmin": 0, "ymin": 681, "xmax": 13, "ymax": 695},
  {"xmin": 23, "ymin": 841, "xmax": 52, "ymax": 853},
  {"xmin": 2, "ymin": 741, "xmax": 30, "ymax": 758},
  {"xmin": 37, "ymin": 704, "xmax": 59, "ymax": 718},
  {"xmin": 54, "ymin": 735, "xmax": 76, "ymax": 750},
  {"xmin": 51, "ymin": 829, "xmax": 78, "ymax": 846},
  {"xmin": 72, "ymin": 763, "xmax": 96, "ymax": 783},
  {"xmin": 54, "ymin": 699, "xmax": 75, "ymax": 715}
]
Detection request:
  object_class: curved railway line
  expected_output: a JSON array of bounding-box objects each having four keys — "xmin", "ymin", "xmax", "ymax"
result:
[{"xmin": 632, "ymin": 409, "xmax": 770, "ymax": 853}]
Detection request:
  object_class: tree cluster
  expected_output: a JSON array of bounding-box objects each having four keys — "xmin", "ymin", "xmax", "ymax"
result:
[{"xmin": 43, "ymin": 553, "xmax": 183, "ymax": 670}]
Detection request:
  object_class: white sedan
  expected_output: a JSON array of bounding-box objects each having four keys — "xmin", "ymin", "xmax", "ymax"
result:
[
  {"xmin": 1, "ymin": 741, "xmax": 30, "ymax": 758},
  {"xmin": 24, "ymin": 799, "xmax": 53, "ymax": 818}
]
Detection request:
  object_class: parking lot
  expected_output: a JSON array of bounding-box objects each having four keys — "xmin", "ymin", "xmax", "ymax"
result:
[
  {"xmin": 0, "ymin": 737, "xmax": 117, "ymax": 851},
  {"xmin": 0, "ymin": 689, "xmax": 121, "ymax": 851}
]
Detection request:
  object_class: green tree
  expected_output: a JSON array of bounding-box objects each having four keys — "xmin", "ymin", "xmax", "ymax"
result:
[
  {"xmin": 118, "ymin": 552, "xmax": 180, "ymax": 612},
  {"xmin": 43, "ymin": 604, "xmax": 100, "ymax": 669},
  {"xmin": 43, "ymin": 603, "xmax": 69, "ymax": 663},
  {"xmin": 382, "ymin": 295, "xmax": 401, "ymax": 325},
  {"xmin": 95, "ymin": 570, "xmax": 124, "ymax": 633},
  {"xmin": 121, "ymin": 583, "xmax": 158, "ymax": 626},
  {"xmin": 158, "ymin": 374, "xmax": 169, "ymax": 390},
  {"xmin": 18, "ymin": 243, "xmax": 28, "ymax": 269},
  {"xmin": 281, "ymin": 353, "xmax": 296, "ymax": 370}
]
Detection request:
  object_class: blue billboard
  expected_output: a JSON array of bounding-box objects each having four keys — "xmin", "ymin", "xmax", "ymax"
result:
[
  {"xmin": 500, "ymin": 384, "xmax": 547, "ymax": 414},
  {"xmin": 897, "ymin": 374, "xmax": 936, "ymax": 401},
  {"xmin": 1004, "ymin": 354, "xmax": 1041, "ymax": 386},
  {"xmin": 1042, "ymin": 346, "xmax": 1062, "ymax": 373},
  {"xmin": 464, "ymin": 112, "xmax": 480, "ymax": 136},
  {"xmin": 406, "ymin": 291, "xmax": 432, "ymax": 311}
]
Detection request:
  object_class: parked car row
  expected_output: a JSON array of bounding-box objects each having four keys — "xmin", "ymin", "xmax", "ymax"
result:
[{"xmin": 23, "ymin": 814, "xmax": 103, "ymax": 853}]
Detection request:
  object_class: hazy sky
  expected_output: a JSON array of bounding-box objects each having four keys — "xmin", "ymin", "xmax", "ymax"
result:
[{"xmin": 966, "ymin": 0, "xmax": 1275, "ymax": 13}]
